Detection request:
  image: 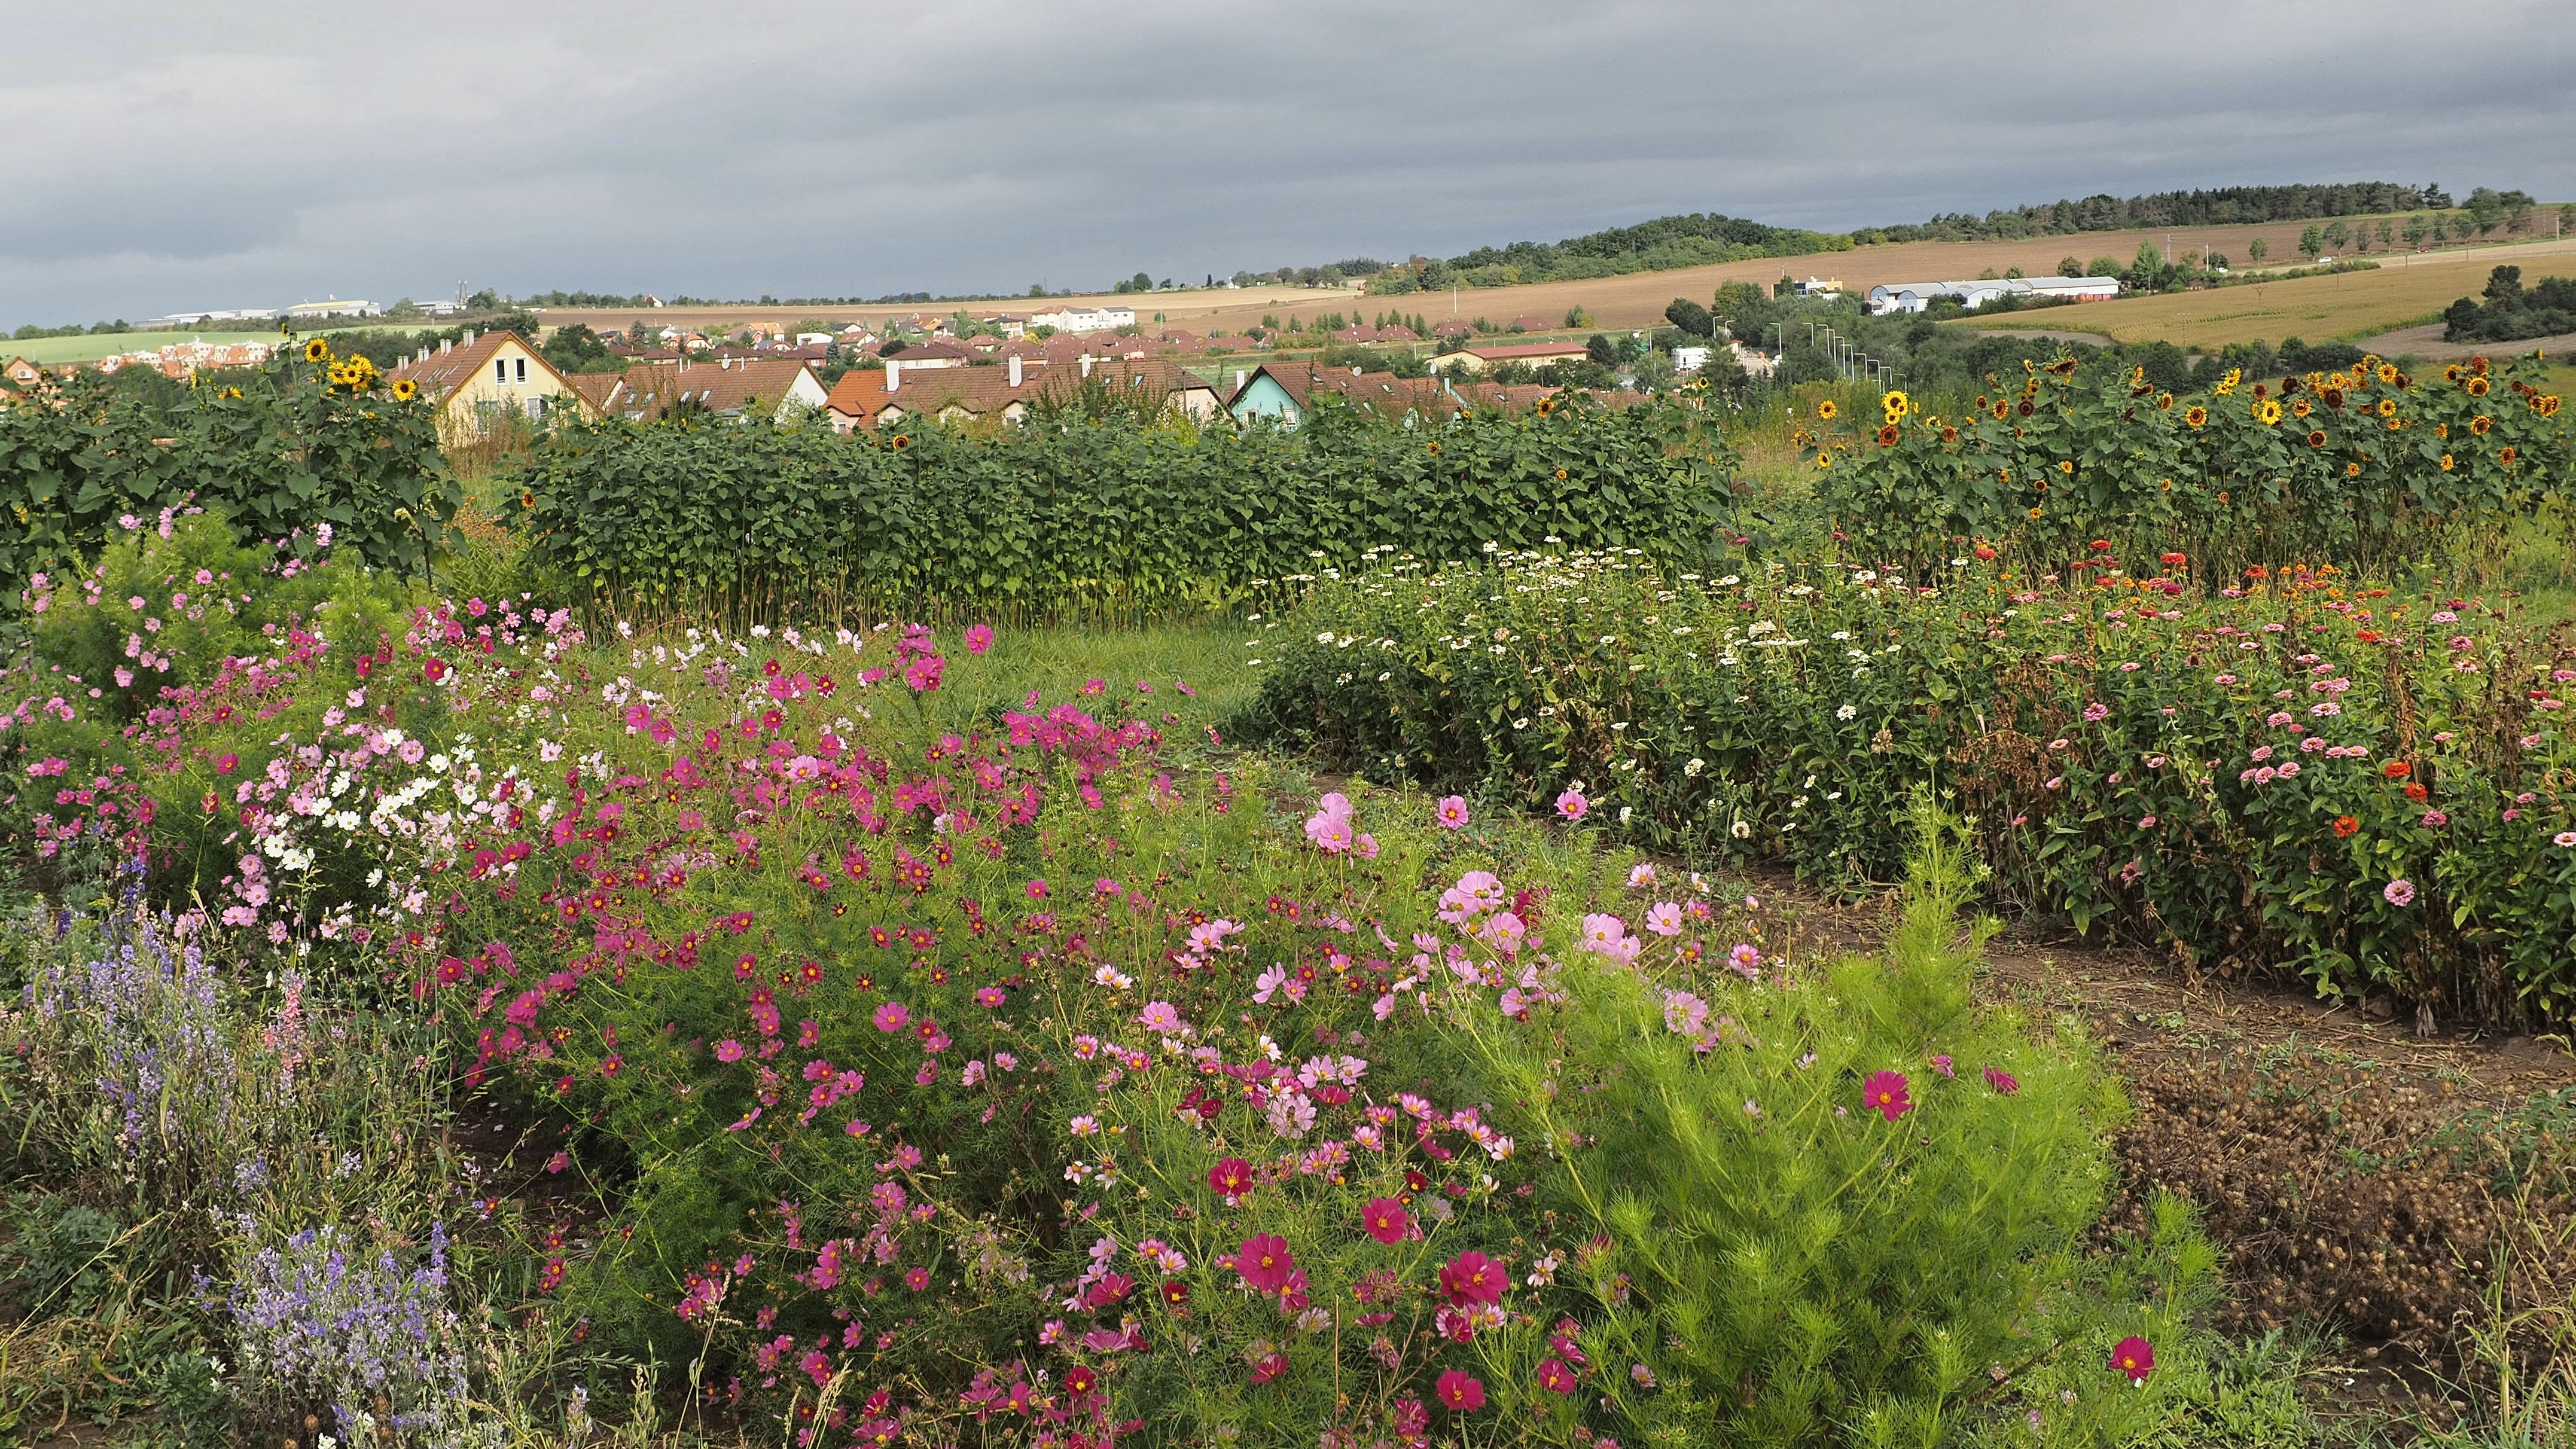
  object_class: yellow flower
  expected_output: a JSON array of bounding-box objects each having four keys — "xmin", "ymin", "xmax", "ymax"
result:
[
  {"xmin": 1425, "ymin": 440, "xmax": 1441, "ymax": 455},
  {"xmin": 2439, "ymin": 454, "xmax": 2455, "ymax": 471},
  {"xmin": 2468, "ymin": 414, "xmax": 2492, "ymax": 435},
  {"xmin": 303, "ymin": 338, "xmax": 332, "ymax": 363},
  {"xmin": 2255, "ymin": 399, "xmax": 2283, "ymax": 426},
  {"xmin": 2184, "ymin": 405, "xmax": 2208, "ymax": 428},
  {"xmin": 2057, "ymin": 459, "xmax": 2075, "ymax": 474},
  {"xmin": 1815, "ymin": 452, "xmax": 1833, "ymax": 469},
  {"xmin": 2378, "ymin": 364, "xmax": 2399, "ymax": 385},
  {"xmin": 1880, "ymin": 389, "xmax": 1911, "ymax": 420},
  {"xmin": 2375, "ymin": 398, "xmax": 2396, "ymax": 417},
  {"xmin": 390, "ymin": 379, "xmax": 417, "ymax": 401},
  {"xmin": 1816, "ymin": 400, "xmax": 1838, "ymax": 420}
]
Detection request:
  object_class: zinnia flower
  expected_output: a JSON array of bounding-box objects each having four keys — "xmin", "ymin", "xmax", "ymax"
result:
[{"xmin": 2383, "ymin": 878, "xmax": 2416, "ymax": 907}]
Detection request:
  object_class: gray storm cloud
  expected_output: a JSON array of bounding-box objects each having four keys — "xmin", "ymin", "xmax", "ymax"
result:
[{"xmin": 2, "ymin": 0, "xmax": 2569, "ymax": 322}]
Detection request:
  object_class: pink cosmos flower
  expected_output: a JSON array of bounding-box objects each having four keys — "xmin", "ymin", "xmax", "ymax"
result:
[
  {"xmin": 1644, "ymin": 902, "xmax": 1684, "ymax": 937},
  {"xmin": 2111, "ymin": 1335, "xmax": 2154, "ymax": 1384},
  {"xmin": 964, "ymin": 623, "xmax": 995, "ymax": 655},
  {"xmin": 1537, "ymin": 1358, "xmax": 1578, "ymax": 1395},
  {"xmin": 872, "ymin": 1001, "xmax": 911, "ymax": 1033},
  {"xmin": 1435, "ymin": 1370, "xmax": 1486, "ymax": 1413},
  {"xmin": 1862, "ymin": 1070, "xmax": 1913, "ymax": 1121},
  {"xmin": 714, "ymin": 1039, "xmax": 745, "ymax": 1063},
  {"xmin": 1983, "ymin": 1066, "xmax": 2019, "ymax": 1096},
  {"xmin": 1360, "ymin": 1197, "xmax": 1411, "ymax": 1244},
  {"xmin": 1435, "ymin": 795, "xmax": 1471, "ymax": 829},
  {"xmin": 1554, "ymin": 788, "xmax": 1589, "ymax": 822},
  {"xmin": 1233, "ymin": 1234, "xmax": 1296, "ymax": 1292},
  {"xmin": 1437, "ymin": 1250, "xmax": 1505, "ymax": 1307}
]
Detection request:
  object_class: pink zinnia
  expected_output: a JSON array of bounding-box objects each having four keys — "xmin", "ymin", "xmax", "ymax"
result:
[
  {"xmin": 1434, "ymin": 795, "xmax": 1471, "ymax": 829},
  {"xmin": 1862, "ymin": 1070, "xmax": 1912, "ymax": 1121},
  {"xmin": 1233, "ymin": 1234, "xmax": 1295, "ymax": 1293},
  {"xmin": 1554, "ymin": 788, "xmax": 1589, "ymax": 822},
  {"xmin": 2383, "ymin": 878, "xmax": 2416, "ymax": 907}
]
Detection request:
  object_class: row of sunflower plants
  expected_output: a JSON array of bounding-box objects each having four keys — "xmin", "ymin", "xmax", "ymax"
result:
[
  {"xmin": 503, "ymin": 392, "xmax": 1740, "ymax": 621},
  {"xmin": 1234, "ymin": 547, "xmax": 2576, "ymax": 1028},
  {"xmin": 1804, "ymin": 353, "xmax": 2568, "ymax": 584},
  {"xmin": 0, "ymin": 337, "xmax": 460, "ymax": 617},
  {"xmin": 4, "ymin": 544, "xmax": 2220, "ymax": 1445}
]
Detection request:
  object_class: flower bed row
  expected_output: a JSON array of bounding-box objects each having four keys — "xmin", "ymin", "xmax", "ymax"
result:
[{"xmin": 1234, "ymin": 548, "xmax": 2576, "ymax": 1026}]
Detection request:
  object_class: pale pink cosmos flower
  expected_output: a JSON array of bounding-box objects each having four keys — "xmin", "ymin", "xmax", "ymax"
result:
[
  {"xmin": 1555, "ymin": 789, "xmax": 1589, "ymax": 822},
  {"xmin": 1435, "ymin": 796, "xmax": 1471, "ymax": 829},
  {"xmin": 1643, "ymin": 902, "xmax": 1684, "ymax": 937}
]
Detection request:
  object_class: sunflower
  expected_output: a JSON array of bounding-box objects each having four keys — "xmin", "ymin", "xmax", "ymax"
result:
[
  {"xmin": 1815, "ymin": 452, "xmax": 1834, "ymax": 470},
  {"xmin": 2058, "ymin": 459, "xmax": 2075, "ymax": 475},
  {"xmin": 2378, "ymin": 363, "xmax": 2400, "ymax": 385},
  {"xmin": 1938, "ymin": 425, "xmax": 1958, "ymax": 443},
  {"xmin": 890, "ymin": 434, "xmax": 911, "ymax": 449},
  {"xmin": 2293, "ymin": 399, "xmax": 2312, "ymax": 418},
  {"xmin": 303, "ymin": 338, "xmax": 332, "ymax": 363},
  {"xmin": 2540, "ymin": 395, "xmax": 2563, "ymax": 417},
  {"xmin": 219, "ymin": 386, "xmax": 242, "ymax": 399},
  {"xmin": 2255, "ymin": 399, "xmax": 2284, "ymax": 426},
  {"xmin": 2470, "ymin": 357, "xmax": 2490, "ymax": 376},
  {"xmin": 2156, "ymin": 393, "xmax": 2175, "ymax": 411},
  {"xmin": 1425, "ymin": 440, "xmax": 1441, "ymax": 456},
  {"xmin": 2443, "ymin": 364, "xmax": 2464, "ymax": 382},
  {"xmin": 2346, "ymin": 462, "xmax": 2362, "ymax": 477},
  {"xmin": 1881, "ymin": 389, "xmax": 1912, "ymax": 420},
  {"xmin": 2306, "ymin": 429, "xmax": 2327, "ymax": 448},
  {"xmin": 1993, "ymin": 401, "xmax": 2010, "ymax": 419},
  {"xmin": 2321, "ymin": 388, "xmax": 2344, "ymax": 409},
  {"xmin": 2375, "ymin": 398, "xmax": 2396, "ymax": 417},
  {"xmin": 390, "ymin": 378, "xmax": 417, "ymax": 401},
  {"xmin": 1554, "ymin": 467, "xmax": 1569, "ymax": 478},
  {"xmin": 1876, "ymin": 425, "xmax": 1899, "ymax": 446},
  {"xmin": 2500, "ymin": 446, "xmax": 2518, "ymax": 466},
  {"xmin": 2184, "ymin": 405, "xmax": 2208, "ymax": 428},
  {"xmin": 2467, "ymin": 376, "xmax": 2490, "ymax": 397},
  {"xmin": 1816, "ymin": 400, "xmax": 1838, "ymax": 420},
  {"xmin": 521, "ymin": 489, "xmax": 536, "ymax": 509},
  {"xmin": 1535, "ymin": 396, "xmax": 1557, "ymax": 416},
  {"xmin": 2028, "ymin": 506, "xmax": 2044, "ymax": 520},
  {"xmin": 2016, "ymin": 398, "xmax": 2034, "ymax": 417},
  {"xmin": 2439, "ymin": 454, "xmax": 2455, "ymax": 471}
]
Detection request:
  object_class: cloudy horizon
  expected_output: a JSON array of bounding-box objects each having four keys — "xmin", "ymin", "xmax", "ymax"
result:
[{"xmin": 4, "ymin": 0, "xmax": 2571, "ymax": 327}]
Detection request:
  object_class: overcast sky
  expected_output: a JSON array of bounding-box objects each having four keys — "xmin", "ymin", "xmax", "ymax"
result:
[{"xmin": 4, "ymin": 0, "xmax": 2569, "ymax": 325}]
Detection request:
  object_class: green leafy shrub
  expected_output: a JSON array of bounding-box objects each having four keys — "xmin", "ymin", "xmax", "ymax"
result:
[
  {"xmin": 1238, "ymin": 548, "xmax": 2576, "ymax": 1026},
  {"xmin": 504, "ymin": 395, "xmax": 1739, "ymax": 618},
  {"xmin": 0, "ymin": 341, "xmax": 461, "ymax": 612}
]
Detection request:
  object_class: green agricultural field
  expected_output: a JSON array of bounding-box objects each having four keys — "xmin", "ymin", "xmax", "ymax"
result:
[{"xmin": 4, "ymin": 323, "xmax": 434, "ymax": 367}]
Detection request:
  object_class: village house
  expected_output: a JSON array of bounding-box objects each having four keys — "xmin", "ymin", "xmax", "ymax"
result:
[
  {"xmin": 1028, "ymin": 304, "xmax": 1137, "ymax": 334},
  {"xmin": 824, "ymin": 355, "xmax": 1221, "ymax": 434},
  {"xmin": 1427, "ymin": 340, "xmax": 1592, "ymax": 376},
  {"xmin": 582, "ymin": 356, "xmax": 830, "ymax": 423},
  {"xmin": 1223, "ymin": 363, "xmax": 1555, "ymax": 428},
  {"xmin": 383, "ymin": 330, "xmax": 598, "ymax": 438}
]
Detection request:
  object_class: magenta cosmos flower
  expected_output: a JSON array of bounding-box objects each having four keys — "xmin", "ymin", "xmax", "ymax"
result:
[
  {"xmin": 1862, "ymin": 1070, "xmax": 1913, "ymax": 1121},
  {"xmin": 1983, "ymin": 1065, "xmax": 2020, "ymax": 1096},
  {"xmin": 1434, "ymin": 1370, "xmax": 1486, "ymax": 1413},
  {"xmin": 1359, "ymin": 1197, "xmax": 1411, "ymax": 1244},
  {"xmin": 2110, "ymin": 1335, "xmax": 2154, "ymax": 1384},
  {"xmin": 1554, "ymin": 788, "xmax": 1589, "ymax": 822},
  {"xmin": 1233, "ymin": 1234, "xmax": 1297, "ymax": 1293},
  {"xmin": 871, "ymin": 1001, "xmax": 910, "ymax": 1033},
  {"xmin": 1437, "ymin": 1250, "xmax": 1507, "ymax": 1307},
  {"xmin": 964, "ymin": 623, "xmax": 995, "ymax": 655},
  {"xmin": 1435, "ymin": 795, "xmax": 1471, "ymax": 829}
]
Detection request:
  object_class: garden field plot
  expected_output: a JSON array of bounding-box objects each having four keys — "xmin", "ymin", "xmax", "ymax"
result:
[{"xmin": 1943, "ymin": 234, "xmax": 2576, "ymax": 349}]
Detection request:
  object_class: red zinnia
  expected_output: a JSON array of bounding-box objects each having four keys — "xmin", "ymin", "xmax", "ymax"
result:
[
  {"xmin": 1208, "ymin": 1158, "xmax": 1254, "ymax": 1204},
  {"xmin": 2404, "ymin": 782, "xmax": 2428, "ymax": 803},
  {"xmin": 2111, "ymin": 1335, "xmax": 2155, "ymax": 1384},
  {"xmin": 1862, "ymin": 1070, "xmax": 1913, "ymax": 1121},
  {"xmin": 2382, "ymin": 760, "xmax": 2411, "ymax": 780},
  {"xmin": 1438, "ymin": 1250, "xmax": 1506, "ymax": 1306},
  {"xmin": 1233, "ymin": 1234, "xmax": 1295, "ymax": 1293},
  {"xmin": 1361, "ymin": 1198, "xmax": 1411, "ymax": 1245},
  {"xmin": 2332, "ymin": 815, "xmax": 2359, "ymax": 838},
  {"xmin": 1434, "ymin": 1370, "xmax": 1486, "ymax": 1413}
]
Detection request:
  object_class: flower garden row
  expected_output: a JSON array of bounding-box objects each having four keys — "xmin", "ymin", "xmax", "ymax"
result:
[
  {"xmin": 1234, "ymin": 545, "xmax": 2576, "ymax": 1027},
  {"xmin": 5, "ymin": 518, "xmax": 2212, "ymax": 1445},
  {"xmin": 1806, "ymin": 354, "xmax": 2568, "ymax": 584}
]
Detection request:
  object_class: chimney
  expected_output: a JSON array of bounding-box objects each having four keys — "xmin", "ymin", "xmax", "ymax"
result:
[
  {"xmin": 885, "ymin": 359, "xmax": 901, "ymax": 392},
  {"xmin": 1008, "ymin": 354, "xmax": 1023, "ymax": 388},
  {"xmin": 1080, "ymin": 354, "xmax": 1093, "ymax": 379}
]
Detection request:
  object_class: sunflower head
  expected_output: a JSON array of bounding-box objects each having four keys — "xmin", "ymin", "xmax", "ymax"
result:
[
  {"xmin": 2500, "ymin": 446, "xmax": 2517, "ymax": 466},
  {"xmin": 2256, "ymin": 399, "xmax": 2283, "ymax": 425},
  {"xmin": 2156, "ymin": 393, "xmax": 2174, "ymax": 411},
  {"xmin": 521, "ymin": 489, "xmax": 536, "ymax": 509},
  {"xmin": 2322, "ymin": 387, "xmax": 2344, "ymax": 410},
  {"xmin": 2293, "ymin": 399, "xmax": 2311, "ymax": 418},
  {"xmin": 1815, "ymin": 452, "xmax": 1833, "ymax": 470},
  {"xmin": 2378, "ymin": 363, "xmax": 2399, "ymax": 385},
  {"xmin": 2058, "ymin": 459, "xmax": 2075, "ymax": 475},
  {"xmin": 1880, "ymin": 389, "xmax": 1911, "ymax": 419},
  {"xmin": 1876, "ymin": 425, "xmax": 1899, "ymax": 447},
  {"xmin": 2444, "ymin": 364, "xmax": 2464, "ymax": 383},
  {"xmin": 2467, "ymin": 376, "xmax": 2490, "ymax": 396},
  {"xmin": 1816, "ymin": 399, "xmax": 1837, "ymax": 420},
  {"xmin": 2307, "ymin": 429, "xmax": 2327, "ymax": 448},
  {"xmin": 390, "ymin": 378, "xmax": 418, "ymax": 401},
  {"xmin": 1938, "ymin": 425, "xmax": 1958, "ymax": 443},
  {"xmin": 2184, "ymin": 405, "xmax": 2209, "ymax": 428},
  {"xmin": 2346, "ymin": 462, "xmax": 2362, "ymax": 477},
  {"xmin": 303, "ymin": 338, "xmax": 332, "ymax": 363},
  {"xmin": 1425, "ymin": 440, "xmax": 1440, "ymax": 456},
  {"xmin": 1535, "ymin": 396, "xmax": 1556, "ymax": 416},
  {"xmin": 2440, "ymin": 454, "xmax": 2455, "ymax": 471},
  {"xmin": 890, "ymin": 434, "xmax": 911, "ymax": 449},
  {"xmin": 1554, "ymin": 467, "xmax": 1569, "ymax": 479},
  {"xmin": 2376, "ymin": 398, "xmax": 2396, "ymax": 417}
]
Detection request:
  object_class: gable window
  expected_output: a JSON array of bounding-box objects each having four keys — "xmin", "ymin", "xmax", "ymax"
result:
[
  {"xmin": 495, "ymin": 359, "xmax": 508, "ymax": 384},
  {"xmin": 515, "ymin": 358, "xmax": 528, "ymax": 383}
]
